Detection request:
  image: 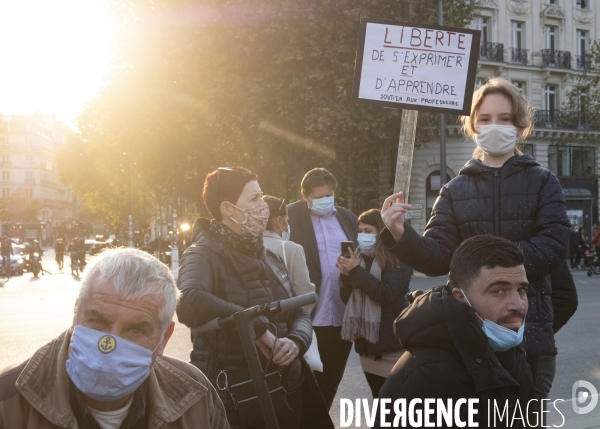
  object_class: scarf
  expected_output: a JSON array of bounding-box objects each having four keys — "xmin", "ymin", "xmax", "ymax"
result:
[
  {"xmin": 208, "ymin": 219, "xmax": 264, "ymax": 258},
  {"xmin": 340, "ymin": 246, "xmax": 382, "ymax": 343}
]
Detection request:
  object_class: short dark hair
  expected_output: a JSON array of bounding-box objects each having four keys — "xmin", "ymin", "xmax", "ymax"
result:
[
  {"xmin": 301, "ymin": 168, "xmax": 338, "ymax": 196},
  {"xmin": 262, "ymin": 195, "xmax": 287, "ymax": 231},
  {"xmin": 448, "ymin": 235, "xmax": 524, "ymax": 290},
  {"xmin": 203, "ymin": 166, "xmax": 257, "ymax": 221}
]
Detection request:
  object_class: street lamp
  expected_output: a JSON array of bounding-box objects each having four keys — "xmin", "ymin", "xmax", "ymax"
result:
[
  {"xmin": 170, "ymin": 187, "xmax": 179, "ymax": 279},
  {"xmin": 180, "ymin": 222, "xmax": 190, "ymax": 248}
]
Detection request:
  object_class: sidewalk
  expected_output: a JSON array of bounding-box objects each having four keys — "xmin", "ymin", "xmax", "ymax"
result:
[{"xmin": 548, "ymin": 398, "xmax": 600, "ymax": 429}]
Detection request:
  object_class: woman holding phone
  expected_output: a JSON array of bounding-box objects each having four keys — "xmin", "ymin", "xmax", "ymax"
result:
[
  {"xmin": 336, "ymin": 209, "xmax": 412, "ymax": 398},
  {"xmin": 379, "ymin": 77, "xmax": 573, "ymax": 406}
]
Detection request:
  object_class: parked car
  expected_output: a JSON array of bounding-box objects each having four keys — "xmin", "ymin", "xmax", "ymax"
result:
[
  {"xmin": 105, "ymin": 238, "xmax": 120, "ymax": 248},
  {"xmin": 90, "ymin": 241, "xmax": 108, "ymax": 255},
  {"xmin": 84, "ymin": 239, "xmax": 96, "ymax": 253},
  {"xmin": 9, "ymin": 244, "xmax": 26, "ymax": 276}
]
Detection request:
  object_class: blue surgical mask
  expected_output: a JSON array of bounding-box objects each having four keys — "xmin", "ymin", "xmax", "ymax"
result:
[
  {"xmin": 310, "ymin": 196, "xmax": 335, "ymax": 216},
  {"xmin": 282, "ymin": 225, "xmax": 291, "ymax": 241},
  {"xmin": 460, "ymin": 290, "xmax": 525, "ymax": 352},
  {"xmin": 66, "ymin": 325, "xmax": 160, "ymax": 402},
  {"xmin": 357, "ymin": 233, "xmax": 377, "ymax": 253}
]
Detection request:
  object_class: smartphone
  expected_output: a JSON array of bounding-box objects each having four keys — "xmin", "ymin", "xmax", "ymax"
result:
[{"xmin": 341, "ymin": 241, "xmax": 354, "ymax": 258}]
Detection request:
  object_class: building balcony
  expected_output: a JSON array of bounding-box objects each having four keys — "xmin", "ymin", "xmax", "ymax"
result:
[
  {"xmin": 534, "ymin": 109, "xmax": 600, "ymax": 131},
  {"xmin": 575, "ymin": 55, "xmax": 592, "ymax": 72},
  {"xmin": 541, "ymin": 49, "xmax": 571, "ymax": 69},
  {"xmin": 510, "ymin": 48, "xmax": 528, "ymax": 65},
  {"xmin": 479, "ymin": 42, "xmax": 504, "ymax": 62}
]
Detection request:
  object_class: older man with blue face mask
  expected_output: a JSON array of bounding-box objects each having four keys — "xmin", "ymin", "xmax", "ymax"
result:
[{"xmin": 0, "ymin": 248, "xmax": 229, "ymax": 429}]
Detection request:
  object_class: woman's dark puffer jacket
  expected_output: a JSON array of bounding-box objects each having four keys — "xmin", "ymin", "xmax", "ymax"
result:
[
  {"xmin": 339, "ymin": 259, "xmax": 412, "ymax": 357},
  {"xmin": 381, "ymin": 155, "xmax": 571, "ymax": 357},
  {"xmin": 176, "ymin": 218, "xmax": 312, "ymax": 382}
]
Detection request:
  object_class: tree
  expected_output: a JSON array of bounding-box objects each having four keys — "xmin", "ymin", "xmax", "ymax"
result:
[
  {"xmin": 57, "ymin": 0, "xmax": 477, "ymax": 220},
  {"xmin": 559, "ymin": 40, "xmax": 600, "ymax": 145},
  {"xmin": 0, "ymin": 188, "xmax": 42, "ymax": 222}
]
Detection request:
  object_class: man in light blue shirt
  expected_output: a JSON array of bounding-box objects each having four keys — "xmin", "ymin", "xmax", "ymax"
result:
[{"xmin": 288, "ymin": 168, "xmax": 358, "ymax": 409}]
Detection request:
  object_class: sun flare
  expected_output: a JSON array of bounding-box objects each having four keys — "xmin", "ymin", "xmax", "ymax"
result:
[{"xmin": 0, "ymin": 0, "xmax": 114, "ymax": 124}]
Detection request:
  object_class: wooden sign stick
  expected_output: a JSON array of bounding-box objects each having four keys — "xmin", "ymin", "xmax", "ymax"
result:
[{"xmin": 393, "ymin": 109, "xmax": 418, "ymax": 200}]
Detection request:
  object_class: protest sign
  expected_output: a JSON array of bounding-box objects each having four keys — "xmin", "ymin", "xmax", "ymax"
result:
[{"xmin": 353, "ymin": 19, "xmax": 480, "ymax": 115}]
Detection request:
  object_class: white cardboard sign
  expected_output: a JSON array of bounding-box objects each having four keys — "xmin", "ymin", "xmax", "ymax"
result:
[{"xmin": 353, "ymin": 19, "xmax": 480, "ymax": 115}]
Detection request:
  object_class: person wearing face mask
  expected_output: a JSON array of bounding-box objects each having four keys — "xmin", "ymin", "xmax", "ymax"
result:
[
  {"xmin": 262, "ymin": 195, "xmax": 316, "ymax": 315},
  {"xmin": 380, "ymin": 77, "xmax": 575, "ymax": 410},
  {"xmin": 287, "ymin": 167, "xmax": 358, "ymax": 410},
  {"xmin": 177, "ymin": 167, "xmax": 332, "ymax": 429},
  {"xmin": 375, "ymin": 236, "xmax": 537, "ymax": 428},
  {"xmin": 0, "ymin": 248, "xmax": 229, "ymax": 429},
  {"xmin": 335, "ymin": 209, "xmax": 412, "ymax": 399}
]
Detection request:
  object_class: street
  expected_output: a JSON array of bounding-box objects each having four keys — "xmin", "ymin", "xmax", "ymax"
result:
[{"xmin": 1, "ymin": 249, "xmax": 599, "ymax": 428}]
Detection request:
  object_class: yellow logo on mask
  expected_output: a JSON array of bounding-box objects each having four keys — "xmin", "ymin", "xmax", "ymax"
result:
[{"xmin": 98, "ymin": 335, "xmax": 117, "ymax": 353}]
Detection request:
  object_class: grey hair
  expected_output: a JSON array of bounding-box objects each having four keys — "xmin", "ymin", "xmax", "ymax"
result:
[{"xmin": 77, "ymin": 247, "xmax": 179, "ymax": 332}]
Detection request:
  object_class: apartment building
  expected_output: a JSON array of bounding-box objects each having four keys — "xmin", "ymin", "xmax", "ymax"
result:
[{"xmin": 0, "ymin": 114, "xmax": 75, "ymax": 241}]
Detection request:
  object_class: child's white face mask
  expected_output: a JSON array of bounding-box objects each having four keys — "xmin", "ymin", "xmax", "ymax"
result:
[{"xmin": 475, "ymin": 124, "xmax": 518, "ymax": 156}]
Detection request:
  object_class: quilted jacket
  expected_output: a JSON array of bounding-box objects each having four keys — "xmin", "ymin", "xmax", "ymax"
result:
[
  {"xmin": 176, "ymin": 218, "xmax": 312, "ymax": 382},
  {"xmin": 382, "ymin": 155, "xmax": 571, "ymax": 356}
]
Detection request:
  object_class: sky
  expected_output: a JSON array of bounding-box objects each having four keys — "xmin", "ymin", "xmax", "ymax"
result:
[{"xmin": 0, "ymin": 0, "xmax": 115, "ymax": 128}]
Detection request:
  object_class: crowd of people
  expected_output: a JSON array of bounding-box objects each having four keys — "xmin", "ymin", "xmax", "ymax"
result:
[{"xmin": 0, "ymin": 77, "xmax": 581, "ymax": 428}]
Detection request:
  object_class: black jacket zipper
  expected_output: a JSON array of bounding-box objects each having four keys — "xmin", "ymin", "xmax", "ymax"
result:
[{"xmin": 493, "ymin": 169, "xmax": 501, "ymax": 236}]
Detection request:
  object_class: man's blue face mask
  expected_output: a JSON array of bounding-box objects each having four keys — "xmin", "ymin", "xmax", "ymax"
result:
[
  {"xmin": 460, "ymin": 289, "xmax": 524, "ymax": 352},
  {"xmin": 310, "ymin": 196, "xmax": 334, "ymax": 216},
  {"xmin": 66, "ymin": 325, "xmax": 161, "ymax": 402}
]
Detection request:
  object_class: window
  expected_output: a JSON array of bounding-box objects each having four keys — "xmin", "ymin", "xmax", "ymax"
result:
[
  {"xmin": 473, "ymin": 17, "xmax": 488, "ymax": 45},
  {"xmin": 2, "ymin": 189, "xmax": 9, "ymax": 198},
  {"xmin": 25, "ymin": 154, "xmax": 32, "ymax": 162},
  {"xmin": 520, "ymin": 144, "xmax": 534, "ymax": 157},
  {"xmin": 548, "ymin": 146, "xmax": 595, "ymax": 177},
  {"xmin": 2, "ymin": 171, "xmax": 9, "ymax": 181},
  {"xmin": 25, "ymin": 139, "xmax": 32, "ymax": 149},
  {"xmin": 545, "ymin": 85, "xmax": 557, "ymax": 120},
  {"xmin": 511, "ymin": 22, "xmax": 523, "ymax": 50},
  {"xmin": 544, "ymin": 0, "xmax": 556, "ymax": 4},
  {"xmin": 513, "ymin": 81, "xmax": 526, "ymax": 94},
  {"xmin": 576, "ymin": 30, "xmax": 588, "ymax": 70},
  {"xmin": 27, "ymin": 190, "xmax": 32, "ymax": 199},
  {"xmin": 577, "ymin": 88, "xmax": 587, "ymax": 119},
  {"xmin": 545, "ymin": 26, "xmax": 556, "ymax": 51},
  {"xmin": 25, "ymin": 171, "xmax": 33, "ymax": 181},
  {"xmin": 577, "ymin": 30, "xmax": 588, "ymax": 56},
  {"xmin": 576, "ymin": 0, "xmax": 588, "ymax": 9},
  {"xmin": 425, "ymin": 171, "xmax": 452, "ymax": 222},
  {"xmin": 2, "ymin": 155, "xmax": 9, "ymax": 165}
]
